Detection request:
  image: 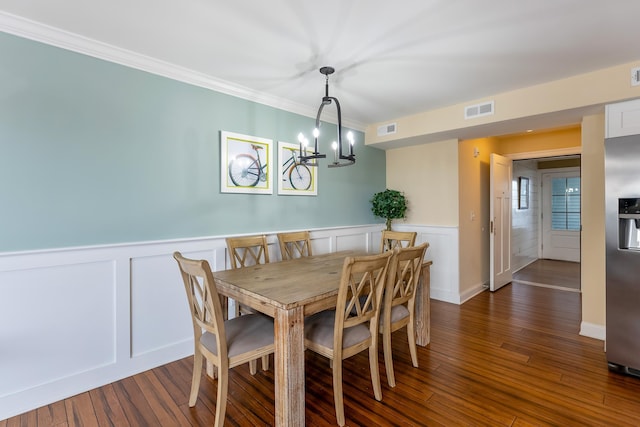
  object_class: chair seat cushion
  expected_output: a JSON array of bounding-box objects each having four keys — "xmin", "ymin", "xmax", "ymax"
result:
[
  {"xmin": 305, "ymin": 310, "xmax": 371, "ymax": 350},
  {"xmin": 201, "ymin": 314, "xmax": 274, "ymax": 358},
  {"xmin": 380, "ymin": 304, "xmax": 410, "ymax": 328}
]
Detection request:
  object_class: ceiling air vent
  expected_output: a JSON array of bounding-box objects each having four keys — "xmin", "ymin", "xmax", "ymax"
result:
[
  {"xmin": 464, "ymin": 101, "xmax": 495, "ymax": 119},
  {"xmin": 377, "ymin": 122, "xmax": 397, "ymax": 136}
]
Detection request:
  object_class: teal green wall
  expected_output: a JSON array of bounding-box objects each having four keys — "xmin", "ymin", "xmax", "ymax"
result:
[{"xmin": 0, "ymin": 33, "xmax": 386, "ymax": 252}]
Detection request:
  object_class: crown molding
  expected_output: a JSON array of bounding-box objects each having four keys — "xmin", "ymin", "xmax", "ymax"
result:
[{"xmin": 0, "ymin": 11, "xmax": 366, "ymax": 131}]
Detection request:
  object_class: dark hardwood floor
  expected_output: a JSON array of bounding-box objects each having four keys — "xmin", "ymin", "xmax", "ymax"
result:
[{"xmin": 4, "ymin": 283, "xmax": 640, "ymax": 426}]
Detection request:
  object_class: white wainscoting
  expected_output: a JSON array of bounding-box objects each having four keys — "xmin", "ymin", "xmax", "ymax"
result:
[
  {"xmin": 392, "ymin": 224, "xmax": 461, "ymax": 304},
  {"xmin": 0, "ymin": 223, "xmax": 460, "ymax": 420}
]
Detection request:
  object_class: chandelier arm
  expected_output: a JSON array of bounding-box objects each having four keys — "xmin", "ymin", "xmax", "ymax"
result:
[
  {"xmin": 314, "ymin": 100, "xmax": 331, "ymax": 156},
  {"xmin": 298, "ymin": 66, "xmax": 355, "ymax": 167},
  {"xmin": 329, "ymin": 96, "xmax": 344, "ymax": 159}
]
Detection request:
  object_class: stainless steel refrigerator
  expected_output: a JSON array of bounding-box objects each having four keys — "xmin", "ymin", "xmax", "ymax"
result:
[{"xmin": 605, "ymin": 134, "xmax": 640, "ymax": 376}]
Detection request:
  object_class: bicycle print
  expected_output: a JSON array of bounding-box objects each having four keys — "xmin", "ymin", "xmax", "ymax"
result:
[
  {"xmin": 220, "ymin": 131, "xmax": 273, "ymax": 194},
  {"xmin": 228, "ymin": 143, "xmax": 268, "ymax": 187},
  {"xmin": 278, "ymin": 141, "xmax": 317, "ymax": 195}
]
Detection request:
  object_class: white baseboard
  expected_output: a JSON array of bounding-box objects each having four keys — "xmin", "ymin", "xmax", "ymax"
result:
[
  {"xmin": 580, "ymin": 321, "xmax": 606, "ymax": 342},
  {"xmin": 460, "ymin": 283, "xmax": 488, "ymax": 304}
]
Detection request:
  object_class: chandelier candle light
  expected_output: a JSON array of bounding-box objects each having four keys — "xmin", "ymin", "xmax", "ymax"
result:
[{"xmin": 298, "ymin": 66, "xmax": 356, "ymax": 168}]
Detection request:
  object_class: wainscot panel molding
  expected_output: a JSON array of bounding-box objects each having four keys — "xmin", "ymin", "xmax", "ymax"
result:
[{"xmin": 0, "ymin": 223, "xmax": 460, "ymax": 420}]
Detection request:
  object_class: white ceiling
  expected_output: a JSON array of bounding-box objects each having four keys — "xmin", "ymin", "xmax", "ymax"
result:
[{"xmin": 1, "ymin": 0, "xmax": 639, "ymax": 134}]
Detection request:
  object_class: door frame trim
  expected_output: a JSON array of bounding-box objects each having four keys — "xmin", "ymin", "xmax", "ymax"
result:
[
  {"xmin": 505, "ymin": 147, "xmax": 581, "ymax": 160},
  {"xmin": 539, "ymin": 167, "xmax": 581, "ymax": 262}
]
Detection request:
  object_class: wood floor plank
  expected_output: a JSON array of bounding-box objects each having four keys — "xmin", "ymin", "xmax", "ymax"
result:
[
  {"xmin": 36, "ymin": 400, "xmax": 67, "ymax": 426},
  {"xmin": 227, "ymin": 368, "xmax": 275, "ymax": 426},
  {"xmin": 153, "ymin": 358, "xmax": 193, "ymax": 407},
  {"xmin": 133, "ymin": 370, "xmax": 192, "ymax": 426},
  {"xmin": 64, "ymin": 392, "xmax": 99, "ymax": 427},
  {"xmin": 110, "ymin": 376, "xmax": 161, "ymax": 426},
  {"xmin": 88, "ymin": 384, "xmax": 130, "ymax": 427}
]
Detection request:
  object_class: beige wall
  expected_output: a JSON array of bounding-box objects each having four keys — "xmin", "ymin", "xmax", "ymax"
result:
[
  {"xmin": 366, "ymin": 60, "xmax": 640, "ymax": 147},
  {"xmin": 581, "ymin": 114, "xmax": 606, "ymax": 330},
  {"xmin": 458, "ymin": 137, "xmax": 498, "ymax": 294},
  {"xmin": 379, "ymin": 60, "xmax": 639, "ymax": 338},
  {"xmin": 386, "ymin": 123, "xmax": 605, "ymax": 335},
  {"xmin": 386, "ymin": 139, "xmax": 459, "ymax": 227},
  {"xmin": 456, "ymin": 130, "xmax": 582, "ymax": 298}
]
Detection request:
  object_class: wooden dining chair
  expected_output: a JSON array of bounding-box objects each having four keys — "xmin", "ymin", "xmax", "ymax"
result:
[
  {"xmin": 173, "ymin": 252, "xmax": 275, "ymax": 426},
  {"xmin": 380, "ymin": 230, "xmax": 417, "ymax": 252},
  {"xmin": 304, "ymin": 251, "xmax": 393, "ymax": 426},
  {"xmin": 380, "ymin": 242, "xmax": 429, "ymax": 387},
  {"xmin": 225, "ymin": 234, "xmax": 271, "ymax": 369},
  {"xmin": 226, "ymin": 235, "xmax": 270, "ymax": 313},
  {"xmin": 277, "ymin": 230, "xmax": 312, "ymax": 260}
]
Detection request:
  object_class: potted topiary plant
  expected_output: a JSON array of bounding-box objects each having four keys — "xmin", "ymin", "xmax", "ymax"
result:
[{"xmin": 370, "ymin": 189, "xmax": 408, "ymax": 231}]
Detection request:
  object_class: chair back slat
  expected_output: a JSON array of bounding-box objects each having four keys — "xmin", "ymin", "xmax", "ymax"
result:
[
  {"xmin": 226, "ymin": 235, "xmax": 270, "ymax": 269},
  {"xmin": 385, "ymin": 242, "xmax": 429, "ymax": 311},
  {"xmin": 380, "ymin": 230, "xmax": 417, "ymax": 252},
  {"xmin": 277, "ymin": 231, "xmax": 312, "ymax": 260},
  {"xmin": 337, "ymin": 252, "xmax": 392, "ymax": 330}
]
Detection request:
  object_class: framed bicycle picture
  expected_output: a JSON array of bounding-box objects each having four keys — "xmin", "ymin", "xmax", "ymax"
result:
[
  {"xmin": 220, "ymin": 131, "xmax": 273, "ymax": 194},
  {"xmin": 277, "ymin": 141, "xmax": 318, "ymax": 196}
]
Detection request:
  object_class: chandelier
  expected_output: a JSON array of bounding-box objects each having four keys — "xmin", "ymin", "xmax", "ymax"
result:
[{"xmin": 298, "ymin": 66, "xmax": 355, "ymax": 167}]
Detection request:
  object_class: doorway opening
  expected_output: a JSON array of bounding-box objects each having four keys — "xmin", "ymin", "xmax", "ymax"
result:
[{"xmin": 510, "ymin": 156, "xmax": 581, "ymax": 292}]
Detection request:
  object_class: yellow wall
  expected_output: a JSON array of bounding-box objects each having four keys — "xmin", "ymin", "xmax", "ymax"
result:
[
  {"xmin": 498, "ymin": 126, "xmax": 581, "ymax": 155},
  {"xmin": 386, "ymin": 139, "xmax": 459, "ymax": 227}
]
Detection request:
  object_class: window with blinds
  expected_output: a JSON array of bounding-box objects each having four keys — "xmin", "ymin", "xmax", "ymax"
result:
[{"xmin": 551, "ymin": 177, "xmax": 580, "ymax": 230}]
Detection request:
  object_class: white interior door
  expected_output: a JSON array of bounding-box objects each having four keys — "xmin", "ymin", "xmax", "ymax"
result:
[
  {"xmin": 490, "ymin": 153, "xmax": 513, "ymax": 291},
  {"xmin": 541, "ymin": 169, "xmax": 581, "ymax": 262}
]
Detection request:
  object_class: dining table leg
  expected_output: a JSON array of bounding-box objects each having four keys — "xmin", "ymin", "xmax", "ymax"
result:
[
  {"xmin": 274, "ymin": 306, "xmax": 305, "ymax": 427},
  {"xmin": 415, "ymin": 260, "xmax": 433, "ymax": 347}
]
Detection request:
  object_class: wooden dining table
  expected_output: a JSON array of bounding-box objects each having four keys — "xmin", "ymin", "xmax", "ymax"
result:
[{"xmin": 211, "ymin": 250, "xmax": 432, "ymax": 427}]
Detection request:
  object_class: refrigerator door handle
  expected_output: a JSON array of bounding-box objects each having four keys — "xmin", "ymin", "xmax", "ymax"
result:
[{"xmin": 619, "ymin": 213, "xmax": 640, "ymax": 219}]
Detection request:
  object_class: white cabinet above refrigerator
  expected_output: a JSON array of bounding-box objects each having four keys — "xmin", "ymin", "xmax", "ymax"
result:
[{"xmin": 606, "ymin": 98, "xmax": 640, "ymax": 138}]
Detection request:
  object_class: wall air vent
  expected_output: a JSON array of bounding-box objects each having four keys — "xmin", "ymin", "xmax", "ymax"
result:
[
  {"xmin": 377, "ymin": 122, "xmax": 397, "ymax": 136},
  {"xmin": 464, "ymin": 101, "xmax": 495, "ymax": 119}
]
